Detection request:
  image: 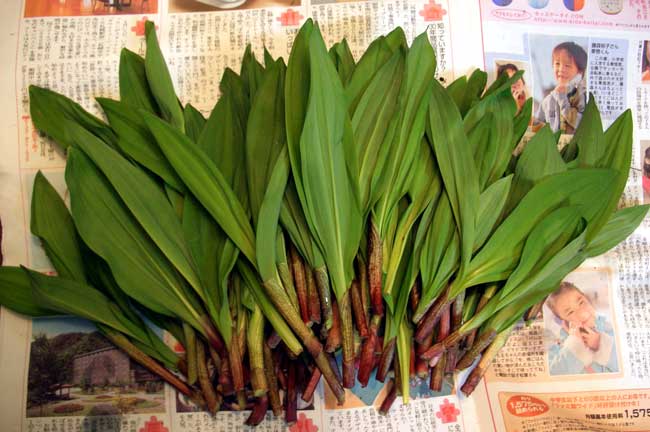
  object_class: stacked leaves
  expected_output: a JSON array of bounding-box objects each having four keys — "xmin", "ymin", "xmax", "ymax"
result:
[{"xmin": 1, "ymin": 19, "xmax": 647, "ymax": 424}]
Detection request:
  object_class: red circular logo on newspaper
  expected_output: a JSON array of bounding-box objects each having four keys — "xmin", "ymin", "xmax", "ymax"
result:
[{"xmin": 506, "ymin": 395, "xmax": 549, "ymax": 417}]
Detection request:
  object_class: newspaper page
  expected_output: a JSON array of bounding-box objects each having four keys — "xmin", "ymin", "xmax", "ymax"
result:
[
  {"xmin": 0, "ymin": 1, "xmax": 482, "ymax": 432},
  {"xmin": 458, "ymin": 1, "xmax": 650, "ymax": 431}
]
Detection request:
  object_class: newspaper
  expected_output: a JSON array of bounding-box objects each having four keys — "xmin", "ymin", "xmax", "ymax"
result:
[
  {"xmin": 0, "ymin": 0, "xmax": 648, "ymax": 431},
  {"xmin": 459, "ymin": 2, "xmax": 650, "ymax": 431}
]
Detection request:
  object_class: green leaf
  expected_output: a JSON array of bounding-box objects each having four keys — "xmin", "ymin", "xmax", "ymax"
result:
[
  {"xmin": 246, "ymin": 59, "xmax": 287, "ymax": 225},
  {"xmin": 219, "ymin": 68, "xmax": 250, "ymax": 132},
  {"xmin": 565, "ymin": 96, "xmax": 604, "ymax": 165},
  {"xmin": 352, "ymin": 48, "xmax": 405, "ymax": 213},
  {"xmin": 585, "ymin": 205, "xmax": 650, "ymax": 257},
  {"xmin": 65, "ymin": 123, "xmax": 205, "ymax": 303},
  {"xmin": 199, "ymin": 92, "xmax": 249, "ymax": 213},
  {"xmin": 330, "ymin": 39, "xmax": 355, "ymax": 86},
  {"xmin": 141, "ymin": 111, "xmax": 256, "ymax": 264},
  {"xmin": 474, "ymin": 175, "xmax": 512, "ymax": 252},
  {"xmin": 295, "ymin": 25, "xmax": 363, "ymax": 300},
  {"xmin": 505, "ymin": 125, "xmax": 566, "ymax": 214},
  {"xmin": 29, "ymin": 86, "xmax": 117, "ymax": 150},
  {"xmin": 0, "ymin": 267, "xmax": 58, "ymax": 317},
  {"xmin": 119, "ymin": 48, "xmax": 159, "ymax": 114},
  {"xmin": 184, "ymin": 104, "xmax": 206, "ymax": 143},
  {"xmin": 511, "ymin": 97, "xmax": 532, "ymax": 149},
  {"xmin": 24, "ymin": 268, "xmax": 141, "ymax": 340},
  {"xmin": 346, "ymin": 30, "xmax": 403, "ymax": 115},
  {"xmin": 374, "ymin": 32, "xmax": 436, "ymax": 232},
  {"xmin": 257, "ymin": 149, "xmax": 290, "ymax": 282},
  {"xmin": 240, "ymin": 45, "xmax": 265, "ymax": 103},
  {"xmin": 31, "ymin": 171, "xmax": 86, "ymax": 282},
  {"xmin": 446, "ymin": 75, "xmax": 467, "ymax": 111},
  {"xmin": 427, "ymin": 77, "xmax": 479, "ymax": 290},
  {"xmin": 462, "ymin": 69, "xmax": 488, "ymax": 115},
  {"xmin": 464, "ymin": 168, "xmax": 617, "ymax": 288},
  {"xmin": 285, "ymin": 19, "xmax": 314, "ymax": 212},
  {"xmin": 65, "ymin": 147, "xmax": 205, "ymax": 332},
  {"xmin": 589, "ymin": 109, "xmax": 634, "ymax": 242},
  {"xmin": 96, "ymin": 98, "xmax": 185, "ymax": 191},
  {"xmin": 497, "ymin": 206, "xmax": 584, "ymax": 301},
  {"xmin": 144, "ymin": 21, "xmax": 184, "ymax": 132}
]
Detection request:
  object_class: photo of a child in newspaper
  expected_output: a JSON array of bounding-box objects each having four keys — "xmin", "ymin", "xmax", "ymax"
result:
[
  {"xmin": 530, "ymin": 35, "xmax": 588, "ymax": 135},
  {"xmin": 543, "ymin": 273, "xmax": 619, "ymax": 376}
]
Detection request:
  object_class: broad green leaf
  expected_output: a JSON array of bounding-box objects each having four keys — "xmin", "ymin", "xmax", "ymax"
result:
[
  {"xmin": 346, "ymin": 31, "xmax": 402, "ymax": 114},
  {"xmin": 495, "ymin": 227, "xmax": 587, "ymax": 310},
  {"xmin": 285, "ymin": 19, "xmax": 314, "ymax": 213},
  {"xmin": 119, "ymin": 48, "xmax": 159, "ymax": 114},
  {"xmin": 588, "ymin": 109, "xmax": 633, "ymax": 242},
  {"xmin": 463, "ymin": 168, "xmax": 617, "ymax": 289},
  {"xmin": 144, "ymin": 21, "xmax": 184, "ymax": 132},
  {"xmin": 474, "ymin": 175, "xmax": 512, "ymax": 252},
  {"xmin": 141, "ymin": 111, "xmax": 256, "ymax": 264},
  {"xmin": 462, "ymin": 69, "xmax": 488, "ymax": 115},
  {"xmin": 66, "ymin": 123, "xmax": 205, "ymax": 303},
  {"xmin": 199, "ymin": 89, "xmax": 249, "ymax": 213},
  {"xmin": 297, "ymin": 25, "xmax": 363, "ymax": 299},
  {"xmin": 464, "ymin": 71, "xmax": 520, "ymax": 133},
  {"xmin": 31, "ymin": 171, "xmax": 86, "ymax": 282},
  {"xmin": 29, "ymin": 86, "xmax": 117, "ymax": 150},
  {"xmin": 96, "ymin": 98, "xmax": 185, "ymax": 191},
  {"xmin": 246, "ymin": 59, "xmax": 287, "ymax": 224},
  {"xmin": 466, "ymin": 95, "xmax": 514, "ymax": 191},
  {"xmin": 0, "ymin": 267, "xmax": 58, "ymax": 317},
  {"xmin": 257, "ymin": 149, "xmax": 290, "ymax": 282},
  {"xmin": 25, "ymin": 268, "xmax": 143, "ymax": 341},
  {"xmin": 280, "ymin": 179, "xmax": 318, "ymax": 266},
  {"xmin": 184, "ymin": 103, "xmax": 206, "ymax": 143},
  {"xmin": 263, "ymin": 47, "xmax": 275, "ymax": 68},
  {"xmin": 65, "ymin": 147, "xmax": 205, "ymax": 332},
  {"xmin": 427, "ymin": 77, "xmax": 479, "ymax": 290},
  {"xmin": 374, "ymin": 32, "xmax": 436, "ymax": 235},
  {"xmin": 565, "ymin": 96, "xmax": 604, "ymax": 165},
  {"xmin": 505, "ymin": 126, "xmax": 566, "ymax": 214},
  {"xmin": 219, "ymin": 68, "xmax": 250, "ymax": 131},
  {"xmin": 383, "ymin": 140, "xmax": 440, "ymax": 304},
  {"xmin": 240, "ymin": 45, "xmax": 265, "ymax": 103},
  {"xmin": 585, "ymin": 205, "xmax": 650, "ymax": 257},
  {"xmin": 352, "ymin": 49, "xmax": 405, "ymax": 213},
  {"xmin": 497, "ymin": 206, "xmax": 583, "ymax": 301},
  {"xmin": 446, "ymin": 75, "xmax": 467, "ymax": 111},
  {"xmin": 511, "ymin": 97, "xmax": 532, "ymax": 149},
  {"xmin": 329, "ymin": 39, "xmax": 355, "ymax": 86}
]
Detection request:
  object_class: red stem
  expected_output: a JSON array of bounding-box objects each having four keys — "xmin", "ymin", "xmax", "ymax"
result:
[
  {"xmin": 285, "ymin": 361, "xmax": 298, "ymax": 425},
  {"xmin": 302, "ymin": 367, "xmax": 322, "ymax": 402},
  {"xmin": 357, "ymin": 315, "xmax": 380, "ymax": 387},
  {"xmin": 368, "ymin": 221, "xmax": 384, "ymax": 317},
  {"xmin": 376, "ymin": 337, "xmax": 396, "ymax": 383},
  {"xmin": 350, "ymin": 279, "xmax": 369, "ymax": 338}
]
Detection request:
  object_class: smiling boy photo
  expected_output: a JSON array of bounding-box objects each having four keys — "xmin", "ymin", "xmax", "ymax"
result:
[{"xmin": 529, "ymin": 35, "xmax": 589, "ymax": 135}]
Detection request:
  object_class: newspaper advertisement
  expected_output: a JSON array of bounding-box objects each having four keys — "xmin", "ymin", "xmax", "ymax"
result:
[{"xmin": 458, "ymin": 1, "xmax": 650, "ymax": 431}]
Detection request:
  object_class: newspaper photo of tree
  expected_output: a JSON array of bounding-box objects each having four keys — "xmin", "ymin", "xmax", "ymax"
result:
[{"xmin": 26, "ymin": 317, "xmax": 166, "ymax": 418}]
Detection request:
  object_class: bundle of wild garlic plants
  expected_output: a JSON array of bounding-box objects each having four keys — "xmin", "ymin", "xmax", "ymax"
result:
[{"xmin": 0, "ymin": 19, "xmax": 647, "ymax": 424}]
